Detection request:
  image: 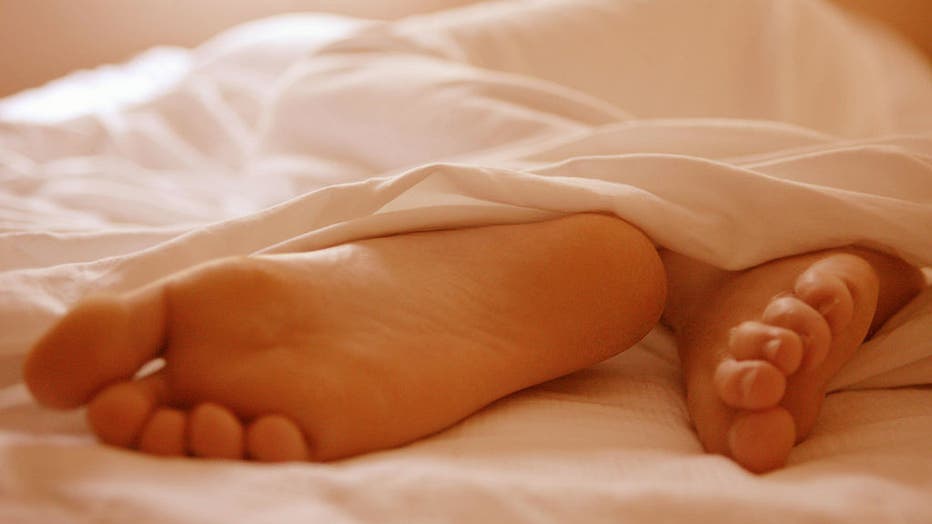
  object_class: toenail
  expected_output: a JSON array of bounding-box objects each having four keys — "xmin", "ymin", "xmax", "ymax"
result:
[
  {"xmin": 727, "ymin": 422, "xmax": 742, "ymax": 456},
  {"xmin": 817, "ymin": 298, "xmax": 839, "ymax": 316},
  {"xmin": 763, "ymin": 339, "xmax": 781, "ymax": 360},
  {"xmin": 740, "ymin": 368, "xmax": 759, "ymax": 399}
]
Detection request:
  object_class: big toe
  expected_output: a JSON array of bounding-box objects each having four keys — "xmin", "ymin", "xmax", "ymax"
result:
[
  {"xmin": 24, "ymin": 286, "xmax": 167, "ymax": 409},
  {"xmin": 728, "ymin": 408, "xmax": 796, "ymax": 473}
]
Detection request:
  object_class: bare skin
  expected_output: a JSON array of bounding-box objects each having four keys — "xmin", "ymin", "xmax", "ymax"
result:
[
  {"xmin": 22, "ymin": 214, "xmax": 923, "ymax": 470},
  {"xmin": 662, "ymin": 248, "xmax": 924, "ymax": 472},
  {"xmin": 24, "ymin": 214, "xmax": 667, "ymax": 461}
]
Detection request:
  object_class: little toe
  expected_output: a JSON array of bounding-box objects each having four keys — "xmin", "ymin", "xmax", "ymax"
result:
[
  {"xmin": 246, "ymin": 415, "xmax": 310, "ymax": 462},
  {"xmin": 138, "ymin": 408, "xmax": 188, "ymax": 456},
  {"xmin": 794, "ymin": 265, "xmax": 855, "ymax": 334},
  {"xmin": 727, "ymin": 407, "xmax": 796, "ymax": 473},
  {"xmin": 761, "ymin": 296, "xmax": 831, "ymax": 371},
  {"xmin": 714, "ymin": 359, "xmax": 786, "ymax": 410},
  {"xmin": 729, "ymin": 321, "xmax": 804, "ymax": 375},
  {"xmin": 189, "ymin": 403, "xmax": 245, "ymax": 460},
  {"xmin": 86, "ymin": 372, "xmax": 167, "ymax": 448}
]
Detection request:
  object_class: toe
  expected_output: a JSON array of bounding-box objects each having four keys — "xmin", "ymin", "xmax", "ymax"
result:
[
  {"xmin": 138, "ymin": 408, "xmax": 188, "ymax": 456},
  {"xmin": 246, "ymin": 415, "xmax": 310, "ymax": 462},
  {"xmin": 793, "ymin": 266, "xmax": 855, "ymax": 334},
  {"xmin": 86, "ymin": 372, "xmax": 167, "ymax": 448},
  {"xmin": 761, "ymin": 296, "xmax": 831, "ymax": 372},
  {"xmin": 188, "ymin": 403, "xmax": 245, "ymax": 460},
  {"xmin": 714, "ymin": 359, "xmax": 786, "ymax": 410},
  {"xmin": 24, "ymin": 285, "xmax": 167, "ymax": 409},
  {"xmin": 729, "ymin": 321, "xmax": 804, "ymax": 375},
  {"xmin": 727, "ymin": 408, "xmax": 796, "ymax": 473}
]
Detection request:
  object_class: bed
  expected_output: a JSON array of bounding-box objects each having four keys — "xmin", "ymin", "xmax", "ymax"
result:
[{"xmin": 2, "ymin": 0, "xmax": 932, "ymax": 522}]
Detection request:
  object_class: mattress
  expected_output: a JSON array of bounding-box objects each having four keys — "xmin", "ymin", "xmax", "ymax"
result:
[{"xmin": 2, "ymin": 0, "xmax": 932, "ymax": 522}]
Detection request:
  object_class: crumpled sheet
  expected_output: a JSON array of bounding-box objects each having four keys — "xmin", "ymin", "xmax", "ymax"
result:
[{"xmin": 1, "ymin": 0, "xmax": 932, "ymax": 522}]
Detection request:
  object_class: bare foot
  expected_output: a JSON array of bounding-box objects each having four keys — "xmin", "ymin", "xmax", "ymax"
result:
[
  {"xmin": 23, "ymin": 214, "xmax": 666, "ymax": 462},
  {"xmin": 663, "ymin": 249, "xmax": 924, "ymax": 472}
]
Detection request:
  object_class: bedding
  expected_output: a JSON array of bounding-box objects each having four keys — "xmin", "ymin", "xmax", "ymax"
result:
[{"xmin": 2, "ymin": 0, "xmax": 932, "ymax": 522}]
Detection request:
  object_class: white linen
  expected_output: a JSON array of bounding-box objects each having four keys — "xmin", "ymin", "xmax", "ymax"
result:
[{"xmin": 2, "ymin": 0, "xmax": 932, "ymax": 522}]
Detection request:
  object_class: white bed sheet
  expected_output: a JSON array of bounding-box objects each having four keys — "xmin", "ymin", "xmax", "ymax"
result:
[{"xmin": 2, "ymin": 0, "xmax": 932, "ymax": 522}]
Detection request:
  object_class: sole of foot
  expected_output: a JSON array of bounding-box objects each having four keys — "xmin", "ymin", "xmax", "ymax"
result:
[{"xmin": 24, "ymin": 214, "xmax": 667, "ymax": 462}]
